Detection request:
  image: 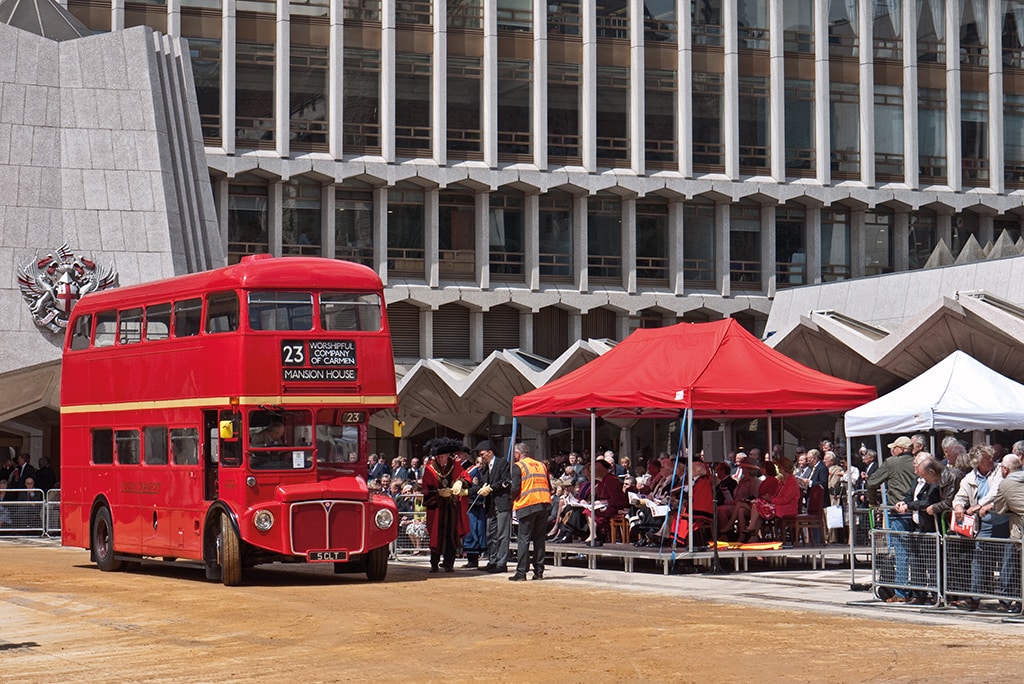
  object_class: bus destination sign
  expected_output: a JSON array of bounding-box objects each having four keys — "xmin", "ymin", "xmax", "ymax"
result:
[{"xmin": 281, "ymin": 340, "xmax": 358, "ymax": 382}]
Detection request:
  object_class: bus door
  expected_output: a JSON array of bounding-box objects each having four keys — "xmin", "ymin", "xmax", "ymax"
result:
[{"xmin": 203, "ymin": 411, "xmax": 220, "ymax": 501}]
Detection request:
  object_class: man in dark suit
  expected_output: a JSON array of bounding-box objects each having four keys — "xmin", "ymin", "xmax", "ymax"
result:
[
  {"xmin": 475, "ymin": 440, "xmax": 511, "ymax": 573},
  {"xmin": 9, "ymin": 453, "xmax": 36, "ymax": 500}
]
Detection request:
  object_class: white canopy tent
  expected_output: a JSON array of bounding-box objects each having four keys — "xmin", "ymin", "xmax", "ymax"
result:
[{"xmin": 845, "ymin": 350, "xmax": 1024, "ymax": 436}]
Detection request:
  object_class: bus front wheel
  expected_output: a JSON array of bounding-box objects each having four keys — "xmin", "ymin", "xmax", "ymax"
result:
[
  {"xmin": 364, "ymin": 545, "xmax": 388, "ymax": 582},
  {"xmin": 218, "ymin": 514, "xmax": 243, "ymax": 586},
  {"xmin": 92, "ymin": 507, "xmax": 122, "ymax": 573}
]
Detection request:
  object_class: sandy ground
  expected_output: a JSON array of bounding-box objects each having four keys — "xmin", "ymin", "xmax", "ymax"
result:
[{"xmin": 0, "ymin": 539, "xmax": 1021, "ymax": 684}]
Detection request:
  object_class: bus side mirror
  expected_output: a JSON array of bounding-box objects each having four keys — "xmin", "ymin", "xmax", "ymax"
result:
[{"xmin": 220, "ymin": 420, "xmax": 235, "ymax": 439}]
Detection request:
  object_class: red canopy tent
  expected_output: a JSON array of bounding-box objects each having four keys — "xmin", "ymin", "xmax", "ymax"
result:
[
  {"xmin": 512, "ymin": 319, "xmax": 877, "ymax": 554},
  {"xmin": 513, "ymin": 318, "xmax": 877, "ymax": 419}
]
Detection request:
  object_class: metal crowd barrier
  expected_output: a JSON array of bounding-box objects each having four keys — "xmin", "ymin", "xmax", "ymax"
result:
[
  {"xmin": 871, "ymin": 528, "xmax": 942, "ymax": 604},
  {"xmin": 391, "ymin": 494, "xmax": 429, "ymax": 557},
  {"xmin": 944, "ymin": 534, "xmax": 1023, "ymax": 606},
  {"xmin": 0, "ymin": 488, "xmax": 61, "ymax": 536}
]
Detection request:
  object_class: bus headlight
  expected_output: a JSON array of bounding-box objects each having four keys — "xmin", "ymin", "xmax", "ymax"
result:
[
  {"xmin": 374, "ymin": 509, "xmax": 394, "ymax": 530},
  {"xmin": 253, "ymin": 510, "xmax": 275, "ymax": 532}
]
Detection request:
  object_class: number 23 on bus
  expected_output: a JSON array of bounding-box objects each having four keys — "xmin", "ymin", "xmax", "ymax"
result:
[{"xmin": 59, "ymin": 255, "xmax": 399, "ymax": 585}]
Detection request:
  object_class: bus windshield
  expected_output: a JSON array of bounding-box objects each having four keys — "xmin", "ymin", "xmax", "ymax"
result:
[
  {"xmin": 248, "ymin": 409, "xmax": 314, "ymax": 470},
  {"xmin": 315, "ymin": 408, "xmax": 363, "ymax": 470}
]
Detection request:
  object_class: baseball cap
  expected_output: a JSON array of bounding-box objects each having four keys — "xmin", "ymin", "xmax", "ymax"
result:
[{"xmin": 887, "ymin": 436, "xmax": 913, "ymax": 450}]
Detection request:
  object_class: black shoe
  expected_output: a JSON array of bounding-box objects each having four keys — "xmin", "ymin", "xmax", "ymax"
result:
[
  {"xmin": 553, "ymin": 535, "xmax": 572, "ymax": 544},
  {"xmin": 462, "ymin": 561, "xmax": 478, "ymax": 569},
  {"xmin": 481, "ymin": 564, "xmax": 496, "ymax": 572},
  {"xmin": 508, "ymin": 574, "xmax": 528, "ymax": 582},
  {"xmin": 429, "ymin": 566, "xmax": 439, "ymax": 574},
  {"xmin": 486, "ymin": 565, "xmax": 507, "ymax": 574},
  {"xmin": 443, "ymin": 566, "xmax": 454, "ymax": 573},
  {"xmin": 531, "ymin": 573, "xmax": 544, "ymax": 580}
]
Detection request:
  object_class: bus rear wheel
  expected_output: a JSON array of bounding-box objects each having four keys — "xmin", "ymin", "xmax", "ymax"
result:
[
  {"xmin": 364, "ymin": 545, "xmax": 388, "ymax": 582},
  {"xmin": 92, "ymin": 507, "xmax": 122, "ymax": 572},
  {"xmin": 218, "ymin": 514, "xmax": 243, "ymax": 586}
]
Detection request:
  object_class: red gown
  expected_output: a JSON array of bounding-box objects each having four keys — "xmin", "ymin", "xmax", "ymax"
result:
[{"xmin": 421, "ymin": 457, "xmax": 471, "ymax": 550}]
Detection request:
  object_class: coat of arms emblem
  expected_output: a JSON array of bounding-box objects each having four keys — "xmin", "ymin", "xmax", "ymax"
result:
[{"xmin": 18, "ymin": 243, "xmax": 119, "ymax": 334}]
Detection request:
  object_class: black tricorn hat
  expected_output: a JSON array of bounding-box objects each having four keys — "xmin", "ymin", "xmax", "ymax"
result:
[{"xmin": 425, "ymin": 437, "xmax": 469, "ymax": 457}]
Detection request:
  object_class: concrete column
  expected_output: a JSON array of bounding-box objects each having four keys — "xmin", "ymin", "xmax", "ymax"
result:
[
  {"xmin": 520, "ymin": 309, "xmax": 534, "ymax": 354},
  {"xmin": 619, "ymin": 426, "xmax": 633, "ymax": 461},
  {"xmin": 623, "ymin": 197, "xmax": 637, "ymax": 294},
  {"xmin": 769, "ymin": 0, "xmax": 784, "ymax": 180},
  {"xmin": 723, "ymin": 0, "xmax": 739, "ymax": 179},
  {"xmin": 989, "ymin": 0, "xmax": 1004, "ymax": 194},
  {"xmin": 850, "ymin": 209, "xmax": 866, "ymax": 278},
  {"xmin": 470, "ymin": 310, "xmax": 483, "ymax": 363},
  {"xmin": 893, "ymin": 211, "xmax": 910, "ymax": 271},
  {"xmin": 937, "ymin": 213, "xmax": 953, "ymax": 251},
  {"xmin": 433, "ymin": 0, "xmax": 447, "ymax": 166},
  {"xmin": 483, "ymin": 0, "xmax": 498, "ymax": 168},
  {"xmin": 425, "ymin": 188, "xmax": 439, "ymax": 287},
  {"xmin": 476, "ymin": 191, "xmax": 491, "ymax": 289},
  {"xmin": 806, "ymin": 205, "xmax": 822, "ymax": 284},
  {"xmin": 859, "ymin": 0, "xmax": 875, "ymax": 187},
  {"xmin": 381, "ymin": 0, "xmax": 396, "ymax": 162},
  {"xmin": 329, "ymin": 0, "xmax": 345, "ymax": 159},
  {"xmin": 581, "ymin": 0, "xmax": 597, "ymax": 171},
  {"xmin": 167, "ymin": 0, "xmax": 180, "ymax": 37},
  {"xmin": 903, "ymin": 0, "xmax": 918, "ymax": 188},
  {"xmin": 761, "ymin": 203, "xmax": 776, "ymax": 296},
  {"xmin": 525, "ymin": 192, "xmax": 540, "ymax": 291},
  {"xmin": 629, "ymin": 0, "xmax": 645, "ymax": 175},
  {"xmin": 945, "ymin": 0, "xmax": 961, "ymax": 191},
  {"xmin": 533, "ymin": 0, "xmax": 548, "ymax": 170},
  {"xmin": 374, "ymin": 186, "xmax": 389, "ymax": 283},
  {"xmin": 715, "ymin": 202, "xmax": 730, "ymax": 297},
  {"xmin": 222, "ymin": 0, "xmax": 236, "ymax": 155},
  {"xmin": 420, "ymin": 308, "xmax": 433, "ymax": 358},
  {"xmin": 322, "ymin": 184, "xmax": 335, "ymax": 259},
  {"xmin": 111, "ymin": 0, "xmax": 124, "ymax": 30},
  {"xmin": 979, "ymin": 214, "xmax": 994, "ymax": 248},
  {"xmin": 269, "ymin": 180, "xmax": 283, "ymax": 256},
  {"xmin": 669, "ymin": 199, "xmax": 684, "ymax": 295},
  {"xmin": 814, "ymin": 0, "xmax": 830, "ymax": 185},
  {"xmin": 569, "ymin": 312, "xmax": 583, "ymax": 346},
  {"xmin": 216, "ymin": 176, "xmax": 230, "ymax": 263},
  {"xmin": 677, "ymin": 0, "xmax": 692, "ymax": 177},
  {"xmin": 276, "ymin": 0, "xmax": 290, "ymax": 159},
  {"xmin": 574, "ymin": 195, "xmax": 589, "ymax": 292}
]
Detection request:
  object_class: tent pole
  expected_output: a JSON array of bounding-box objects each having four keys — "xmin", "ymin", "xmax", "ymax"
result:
[
  {"xmin": 687, "ymin": 409, "xmax": 694, "ymax": 555},
  {"xmin": 589, "ymin": 409, "xmax": 597, "ymax": 547},
  {"xmin": 766, "ymin": 411, "xmax": 773, "ymax": 461}
]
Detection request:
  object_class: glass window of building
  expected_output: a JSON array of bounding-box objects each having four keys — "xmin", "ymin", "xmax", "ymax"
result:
[
  {"xmin": 875, "ymin": 84, "xmax": 904, "ymax": 181},
  {"xmin": 994, "ymin": 217, "xmax": 1022, "ymax": 244},
  {"xmin": 909, "ymin": 210, "xmax": 938, "ymax": 269},
  {"xmin": 693, "ymin": 0, "xmax": 723, "ymax": 46},
  {"xmin": 335, "ymin": 182, "xmax": 374, "ymax": 267},
  {"xmin": 828, "ymin": 0, "xmax": 858, "ymax": 59},
  {"xmin": 1006, "ymin": 93, "xmax": 1024, "ymax": 188},
  {"xmin": 68, "ymin": 0, "xmax": 110, "ymax": 30},
  {"xmin": 448, "ymin": 0, "xmax": 482, "ymax": 29},
  {"xmin": 738, "ymin": 76, "xmax": 770, "ymax": 173},
  {"xmin": 831, "ymin": 81, "xmax": 860, "ymax": 179},
  {"xmin": 548, "ymin": 0, "xmax": 581, "ymax": 36},
  {"xmin": 539, "ymin": 191, "xmax": 574, "ymax": 281},
  {"xmin": 644, "ymin": 0, "xmax": 676, "ymax": 43},
  {"xmin": 549, "ymin": 63, "xmax": 582, "ymax": 164},
  {"xmin": 497, "ymin": 60, "xmax": 532, "ymax": 161},
  {"xmin": 448, "ymin": 56, "xmax": 483, "ymax": 160},
  {"xmin": 126, "ymin": 0, "xmax": 167, "ymax": 32},
  {"xmin": 343, "ymin": 0, "xmax": 381, "ymax": 22},
  {"xmin": 597, "ymin": 66, "xmax": 629, "ymax": 167},
  {"xmin": 582, "ymin": 307, "xmax": 617, "ymax": 339},
  {"xmin": 645, "ymin": 69, "xmax": 677, "ymax": 169},
  {"xmin": 783, "ymin": 1, "xmax": 813, "ymax": 53},
  {"xmin": 387, "ymin": 184, "xmax": 425, "ymax": 277},
  {"xmin": 683, "ymin": 200, "xmax": 715, "ymax": 288},
  {"xmin": 785, "ymin": 79, "xmax": 815, "ymax": 176},
  {"xmin": 821, "ymin": 208, "xmax": 851, "ymax": 281},
  {"xmin": 238, "ymin": 0, "xmax": 276, "ymax": 13},
  {"xmin": 960, "ymin": 0, "xmax": 989, "ymax": 66},
  {"xmin": 236, "ymin": 41, "xmax": 276, "ymax": 148},
  {"xmin": 438, "ymin": 190, "xmax": 476, "ymax": 278},
  {"xmin": 395, "ymin": 52, "xmax": 432, "ymax": 157},
  {"xmin": 183, "ymin": 37, "xmax": 221, "ymax": 144},
  {"xmin": 693, "ymin": 72, "xmax": 724, "ymax": 171},
  {"xmin": 918, "ymin": 0, "xmax": 945, "ymax": 63},
  {"xmin": 227, "ymin": 174, "xmax": 269, "ymax": 263},
  {"xmin": 864, "ymin": 210, "xmax": 894, "ymax": 275},
  {"xmin": 775, "ymin": 203, "xmax": 806, "ymax": 287},
  {"xmin": 636, "ymin": 200, "xmax": 669, "ymax": 284},
  {"xmin": 489, "ymin": 190, "xmax": 525, "ymax": 279},
  {"xmin": 498, "ymin": 0, "xmax": 532, "ymax": 31},
  {"xmin": 872, "ymin": 0, "xmax": 902, "ymax": 61},
  {"xmin": 282, "ymin": 177, "xmax": 322, "ymax": 256},
  {"xmin": 533, "ymin": 306, "xmax": 570, "ymax": 359},
  {"xmin": 596, "ymin": 0, "xmax": 629, "ymax": 39},
  {"xmin": 962, "ymin": 90, "xmax": 989, "ymax": 185},
  {"xmin": 396, "ymin": 0, "xmax": 431, "ymax": 25},
  {"xmin": 729, "ymin": 201, "xmax": 762, "ymax": 289},
  {"xmin": 952, "ymin": 211, "xmax": 981, "ymax": 256},
  {"xmin": 587, "ymin": 193, "xmax": 622, "ymax": 282},
  {"xmin": 343, "ymin": 48, "xmax": 382, "ymax": 154},
  {"xmin": 290, "ymin": 44, "xmax": 329, "ymax": 151},
  {"xmin": 919, "ymin": 87, "xmax": 947, "ymax": 183},
  {"xmin": 1003, "ymin": 4, "xmax": 1024, "ymax": 70},
  {"xmin": 737, "ymin": 0, "xmax": 769, "ymax": 50}
]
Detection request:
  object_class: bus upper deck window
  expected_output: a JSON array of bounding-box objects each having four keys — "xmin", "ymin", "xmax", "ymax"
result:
[
  {"xmin": 146, "ymin": 303, "xmax": 171, "ymax": 341},
  {"xmin": 119, "ymin": 308, "xmax": 143, "ymax": 344},
  {"xmin": 69, "ymin": 314, "xmax": 92, "ymax": 351},
  {"xmin": 248, "ymin": 292, "xmax": 313, "ymax": 331},
  {"xmin": 320, "ymin": 293, "xmax": 382, "ymax": 332},
  {"xmin": 206, "ymin": 291, "xmax": 239, "ymax": 333},
  {"xmin": 94, "ymin": 311, "xmax": 117, "ymax": 347},
  {"xmin": 174, "ymin": 298, "xmax": 202, "ymax": 337}
]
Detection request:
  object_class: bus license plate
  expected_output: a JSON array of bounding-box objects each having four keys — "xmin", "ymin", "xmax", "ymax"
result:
[{"xmin": 307, "ymin": 550, "xmax": 348, "ymax": 562}]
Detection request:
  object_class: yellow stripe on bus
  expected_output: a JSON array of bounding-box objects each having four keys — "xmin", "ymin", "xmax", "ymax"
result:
[{"xmin": 60, "ymin": 395, "xmax": 399, "ymax": 415}]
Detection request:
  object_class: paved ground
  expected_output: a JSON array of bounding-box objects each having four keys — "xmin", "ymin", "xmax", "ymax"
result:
[{"xmin": 1, "ymin": 537, "xmax": 1021, "ymax": 683}]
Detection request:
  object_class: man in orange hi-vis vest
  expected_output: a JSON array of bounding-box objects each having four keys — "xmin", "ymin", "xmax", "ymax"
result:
[{"xmin": 509, "ymin": 443, "xmax": 552, "ymax": 582}]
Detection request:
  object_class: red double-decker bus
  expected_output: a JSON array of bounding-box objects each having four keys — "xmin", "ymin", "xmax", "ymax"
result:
[{"xmin": 60, "ymin": 255, "xmax": 399, "ymax": 585}]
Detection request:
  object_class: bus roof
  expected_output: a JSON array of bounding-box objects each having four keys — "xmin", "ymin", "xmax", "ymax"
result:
[{"xmin": 73, "ymin": 256, "xmax": 384, "ymax": 312}]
